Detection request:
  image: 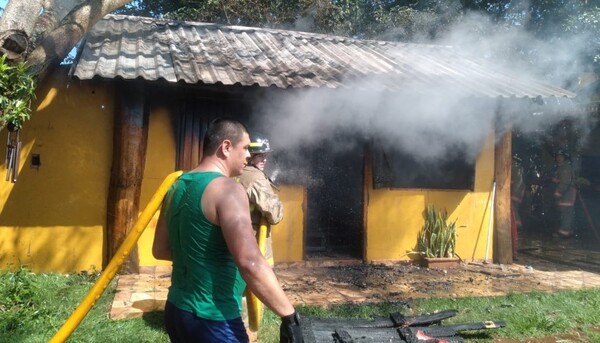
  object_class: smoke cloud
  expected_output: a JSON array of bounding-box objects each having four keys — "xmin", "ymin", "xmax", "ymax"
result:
[{"xmin": 255, "ymin": 10, "xmax": 595, "ymax": 168}]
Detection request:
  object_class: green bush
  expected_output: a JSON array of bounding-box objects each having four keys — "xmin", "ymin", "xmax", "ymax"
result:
[
  {"xmin": 0, "ymin": 54, "xmax": 36, "ymax": 130},
  {"xmin": 0, "ymin": 266, "xmax": 43, "ymax": 332}
]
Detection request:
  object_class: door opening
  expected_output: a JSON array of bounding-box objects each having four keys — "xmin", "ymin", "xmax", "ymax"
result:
[{"xmin": 304, "ymin": 140, "xmax": 364, "ymax": 259}]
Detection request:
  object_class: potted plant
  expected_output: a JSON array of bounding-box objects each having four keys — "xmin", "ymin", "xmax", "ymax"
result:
[{"xmin": 416, "ymin": 205, "xmax": 460, "ymax": 268}]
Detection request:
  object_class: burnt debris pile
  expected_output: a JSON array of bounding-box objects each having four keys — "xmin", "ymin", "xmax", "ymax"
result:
[{"xmin": 301, "ymin": 309, "xmax": 506, "ymax": 342}]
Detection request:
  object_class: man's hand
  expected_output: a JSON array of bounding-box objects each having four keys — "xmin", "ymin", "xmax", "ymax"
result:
[{"xmin": 280, "ymin": 311, "xmax": 304, "ymax": 343}]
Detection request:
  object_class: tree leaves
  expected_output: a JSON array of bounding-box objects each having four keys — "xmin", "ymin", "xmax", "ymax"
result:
[{"xmin": 0, "ymin": 55, "xmax": 37, "ymax": 131}]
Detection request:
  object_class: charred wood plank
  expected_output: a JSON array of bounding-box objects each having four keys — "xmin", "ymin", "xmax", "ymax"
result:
[
  {"xmin": 302, "ymin": 316, "xmax": 404, "ymax": 342},
  {"xmin": 334, "ymin": 329, "xmax": 353, "ymax": 342},
  {"xmin": 300, "ymin": 310, "xmax": 457, "ymax": 331},
  {"xmin": 400, "ymin": 320, "xmax": 506, "ymax": 339},
  {"xmin": 398, "ymin": 327, "xmax": 465, "ymax": 343},
  {"xmin": 301, "ymin": 313, "xmax": 505, "ymax": 342},
  {"xmin": 332, "ymin": 327, "xmax": 405, "ymax": 342},
  {"xmin": 390, "ymin": 310, "xmax": 458, "ymax": 327}
]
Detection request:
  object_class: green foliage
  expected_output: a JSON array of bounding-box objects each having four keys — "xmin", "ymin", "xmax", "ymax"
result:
[
  {"xmin": 564, "ymin": 6, "xmax": 600, "ymax": 65},
  {"xmin": 0, "ymin": 54, "xmax": 37, "ymax": 130},
  {"xmin": 412, "ymin": 289, "xmax": 600, "ymax": 341},
  {"xmin": 115, "ymin": 0, "xmax": 451, "ymax": 40},
  {"xmin": 416, "ymin": 205, "xmax": 456, "ymax": 258},
  {"xmin": 117, "ymin": 0, "xmax": 305, "ymax": 29},
  {"xmin": 0, "ymin": 266, "xmax": 41, "ymax": 332},
  {"xmin": 0, "ymin": 266, "xmax": 130, "ymax": 343}
]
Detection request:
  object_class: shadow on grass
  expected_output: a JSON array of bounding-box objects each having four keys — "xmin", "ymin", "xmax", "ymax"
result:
[{"xmin": 142, "ymin": 311, "xmax": 166, "ymax": 331}]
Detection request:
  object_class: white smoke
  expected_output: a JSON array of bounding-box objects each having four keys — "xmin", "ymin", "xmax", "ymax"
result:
[{"xmin": 257, "ymin": 10, "xmax": 595, "ymax": 165}]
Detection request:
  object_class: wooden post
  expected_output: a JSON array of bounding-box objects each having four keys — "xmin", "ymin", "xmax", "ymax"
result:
[
  {"xmin": 106, "ymin": 80, "xmax": 149, "ymax": 274},
  {"xmin": 494, "ymin": 124, "xmax": 513, "ymax": 264}
]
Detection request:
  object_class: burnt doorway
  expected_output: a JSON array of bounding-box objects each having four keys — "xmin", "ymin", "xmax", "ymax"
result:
[
  {"xmin": 512, "ymin": 121, "xmax": 600, "ymax": 271},
  {"xmin": 304, "ymin": 138, "xmax": 365, "ymax": 259}
]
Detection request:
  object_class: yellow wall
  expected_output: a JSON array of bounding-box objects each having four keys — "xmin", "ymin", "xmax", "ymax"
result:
[
  {"xmin": 0, "ymin": 73, "xmax": 113, "ymax": 273},
  {"xmin": 0, "ymin": 72, "xmax": 496, "ymax": 272},
  {"xmin": 366, "ymin": 132, "xmax": 496, "ymax": 263},
  {"xmin": 272, "ymin": 186, "xmax": 305, "ymax": 262}
]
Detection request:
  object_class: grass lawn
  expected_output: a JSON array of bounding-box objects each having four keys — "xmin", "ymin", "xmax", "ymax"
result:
[{"xmin": 1, "ymin": 267, "xmax": 600, "ymax": 342}]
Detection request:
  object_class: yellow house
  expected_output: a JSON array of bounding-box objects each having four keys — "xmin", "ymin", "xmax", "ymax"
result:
[{"xmin": 0, "ymin": 15, "xmax": 575, "ymax": 273}]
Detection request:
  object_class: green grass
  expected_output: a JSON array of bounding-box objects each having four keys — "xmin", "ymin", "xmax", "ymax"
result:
[
  {"xmin": 0, "ymin": 267, "xmax": 168, "ymax": 343},
  {"xmin": 2, "ymin": 267, "xmax": 600, "ymax": 342}
]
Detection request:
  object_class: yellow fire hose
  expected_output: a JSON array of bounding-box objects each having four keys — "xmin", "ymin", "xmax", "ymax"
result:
[
  {"xmin": 245, "ymin": 216, "xmax": 268, "ymax": 332},
  {"xmin": 49, "ymin": 170, "xmax": 183, "ymax": 343}
]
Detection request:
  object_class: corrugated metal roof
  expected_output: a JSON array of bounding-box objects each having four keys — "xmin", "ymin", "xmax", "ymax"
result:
[{"xmin": 73, "ymin": 14, "xmax": 575, "ymax": 99}]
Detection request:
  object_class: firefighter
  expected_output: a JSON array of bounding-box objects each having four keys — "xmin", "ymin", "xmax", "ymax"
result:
[
  {"xmin": 552, "ymin": 149, "xmax": 577, "ymax": 238},
  {"xmin": 511, "ymin": 154, "xmax": 525, "ymax": 231},
  {"xmin": 237, "ymin": 134, "xmax": 283, "ymax": 266},
  {"xmin": 238, "ymin": 134, "xmax": 284, "ymax": 340}
]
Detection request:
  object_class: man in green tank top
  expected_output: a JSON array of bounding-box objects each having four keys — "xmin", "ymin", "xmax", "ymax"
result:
[{"xmin": 152, "ymin": 118, "xmax": 303, "ymax": 343}]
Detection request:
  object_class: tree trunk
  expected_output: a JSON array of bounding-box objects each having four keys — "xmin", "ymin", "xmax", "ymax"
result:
[
  {"xmin": 0, "ymin": 0, "xmax": 42, "ymax": 60},
  {"xmin": 106, "ymin": 80, "xmax": 149, "ymax": 274},
  {"xmin": 494, "ymin": 125, "xmax": 513, "ymax": 264},
  {"xmin": 0, "ymin": 0, "xmax": 41, "ymax": 33}
]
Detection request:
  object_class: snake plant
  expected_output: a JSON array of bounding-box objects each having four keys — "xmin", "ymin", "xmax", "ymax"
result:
[{"xmin": 416, "ymin": 205, "xmax": 456, "ymax": 258}]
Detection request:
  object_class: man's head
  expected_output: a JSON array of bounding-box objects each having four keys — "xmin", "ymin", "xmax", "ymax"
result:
[
  {"xmin": 202, "ymin": 118, "xmax": 250, "ymax": 176},
  {"xmin": 203, "ymin": 118, "xmax": 249, "ymax": 156},
  {"xmin": 248, "ymin": 135, "xmax": 272, "ymax": 171}
]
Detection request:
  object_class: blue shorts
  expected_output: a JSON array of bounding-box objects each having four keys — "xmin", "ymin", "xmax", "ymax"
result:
[{"xmin": 164, "ymin": 301, "xmax": 249, "ymax": 343}]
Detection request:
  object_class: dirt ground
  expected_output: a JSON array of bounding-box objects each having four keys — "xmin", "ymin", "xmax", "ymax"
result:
[
  {"xmin": 278, "ymin": 261, "xmax": 521, "ymax": 302},
  {"xmin": 276, "ymin": 258, "xmax": 600, "ymax": 343},
  {"xmin": 278, "ymin": 227, "xmax": 600, "ymax": 305},
  {"xmin": 115, "ymin": 229, "xmax": 600, "ymax": 342},
  {"xmin": 277, "ymin": 257, "xmax": 600, "ymax": 306},
  {"xmin": 274, "ymin": 234, "xmax": 600, "ymax": 343}
]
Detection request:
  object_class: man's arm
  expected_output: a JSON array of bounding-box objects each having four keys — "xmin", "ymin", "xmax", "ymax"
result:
[
  {"xmin": 152, "ymin": 206, "xmax": 172, "ymax": 261},
  {"xmin": 208, "ymin": 178, "xmax": 294, "ymax": 317}
]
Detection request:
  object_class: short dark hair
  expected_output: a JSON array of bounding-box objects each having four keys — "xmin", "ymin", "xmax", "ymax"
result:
[{"xmin": 202, "ymin": 118, "xmax": 249, "ymax": 156}]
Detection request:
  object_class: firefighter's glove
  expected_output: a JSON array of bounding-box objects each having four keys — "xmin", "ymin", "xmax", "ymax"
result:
[{"xmin": 280, "ymin": 311, "xmax": 304, "ymax": 343}]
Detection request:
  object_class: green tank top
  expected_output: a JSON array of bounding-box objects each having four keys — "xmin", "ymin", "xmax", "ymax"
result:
[{"xmin": 164, "ymin": 171, "xmax": 247, "ymax": 320}]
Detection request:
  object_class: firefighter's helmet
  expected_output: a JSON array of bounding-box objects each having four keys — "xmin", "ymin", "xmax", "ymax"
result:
[
  {"xmin": 556, "ymin": 149, "xmax": 571, "ymax": 160},
  {"xmin": 249, "ymin": 135, "xmax": 272, "ymax": 154},
  {"xmin": 513, "ymin": 153, "xmax": 522, "ymax": 165}
]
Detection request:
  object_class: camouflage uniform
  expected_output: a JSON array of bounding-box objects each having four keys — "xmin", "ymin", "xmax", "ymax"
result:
[{"xmin": 238, "ymin": 165, "xmax": 283, "ymax": 265}]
